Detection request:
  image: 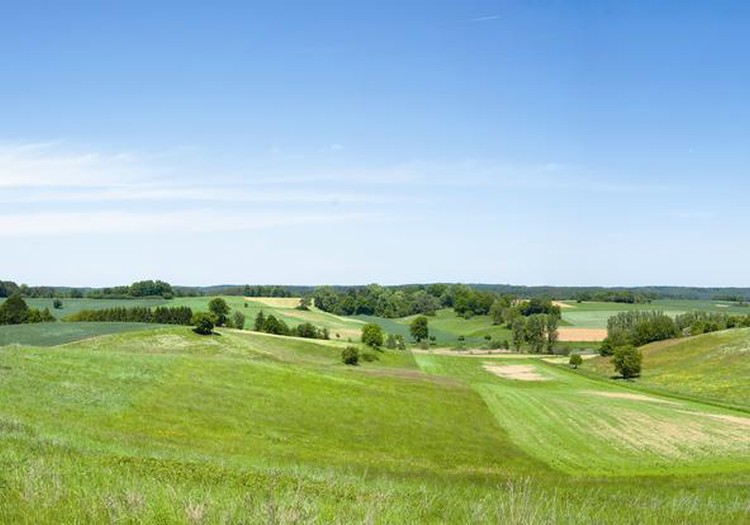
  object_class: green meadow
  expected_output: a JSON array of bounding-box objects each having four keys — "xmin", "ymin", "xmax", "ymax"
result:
[
  {"xmin": 586, "ymin": 327, "xmax": 750, "ymax": 409},
  {"xmin": 0, "ymin": 323, "xmax": 748, "ymax": 522}
]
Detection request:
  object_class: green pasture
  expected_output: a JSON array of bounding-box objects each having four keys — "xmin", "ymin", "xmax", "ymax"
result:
[
  {"xmin": 0, "ymin": 326, "xmax": 748, "ymax": 522},
  {"xmin": 415, "ymin": 354, "xmax": 750, "ymax": 476},
  {"xmin": 586, "ymin": 328, "xmax": 750, "ymax": 409}
]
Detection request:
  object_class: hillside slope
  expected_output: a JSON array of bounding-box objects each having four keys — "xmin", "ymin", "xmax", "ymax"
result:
[{"xmin": 589, "ymin": 328, "xmax": 750, "ymax": 408}]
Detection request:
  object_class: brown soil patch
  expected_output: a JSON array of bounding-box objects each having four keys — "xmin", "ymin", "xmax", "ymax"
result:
[
  {"xmin": 552, "ymin": 301, "xmax": 574, "ymax": 309},
  {"xmin": 244, "ymin": 297, "xmax": 302, "ymax": 308},
  {"xmin": 584, "ymin": 391, "xmax": 679, "ymax": 405},
  {"xmin": 483, "ymin": 364, "xmax": 549, "ymax": 381},
  {"xmin": 557, "ymin": 328, "xmax": 607, "ymax": 342}
]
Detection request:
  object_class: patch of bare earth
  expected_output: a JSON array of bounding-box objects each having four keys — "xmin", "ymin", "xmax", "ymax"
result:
[
  {"xmin": 552, "ymin": 301, "xmax": 574, "ymax": 309},
  {"xmin": 583, "ymin": 390, "xmax": 679, "ymax": 405},
  {"xmin": 483, "ymin": 364, "xmax": 549, "ymax": 381},
  {"xmin": 557, "ymin": 328, "xmax": 607, "ymax": 342},
  {"xmin": 244, "ymin": 297, "xmax": 302, "ymax": 308}
]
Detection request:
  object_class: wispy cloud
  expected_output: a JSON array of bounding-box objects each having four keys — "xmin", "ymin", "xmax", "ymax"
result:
[
  {"xmin": 466, "ymin": 14, "xmax": 500, "ymax": 23},
  {"xmin": 0, "ymin": 141, "xmax": 152, "ymax": 187}
]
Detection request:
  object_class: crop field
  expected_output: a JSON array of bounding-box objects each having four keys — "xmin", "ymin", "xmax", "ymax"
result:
[
  {"xmin": 558, "ymin": 299, "xmax": 750, "ymax": 329},
  {"xmin": 0, "ymin": 322, "xmax": 166, "ymax": 347},
  {"xmin": 0, "ymin": 325, "xmax": 748, "ymax": 522}
]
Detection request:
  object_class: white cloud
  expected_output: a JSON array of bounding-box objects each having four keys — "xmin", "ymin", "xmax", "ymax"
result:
[{"xmin": 0, "ymin": 141, "xmax": 150, "ymax": 188}]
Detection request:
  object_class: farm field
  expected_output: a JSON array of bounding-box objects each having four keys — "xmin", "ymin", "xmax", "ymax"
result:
[
  {"xmin": 0, "ymin": 322, "xmax": 166, "ymax": 347},
  {"xmin": 0, "ymin": 326, "xmax": 748, "ymax": 522},
  {"xmin": 558, "ymin": 299, "xmax": 750, "ymax": 329},
  {"xmin": 3, "ymin": 296, "xmax": 749, "ymax": 349}
]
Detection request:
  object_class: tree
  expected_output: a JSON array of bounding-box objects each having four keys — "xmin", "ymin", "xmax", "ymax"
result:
[
  {"xmin": 543, "ymin": 314, "xmax": 559, "ymax": 354},
  {"xmin": 511, "ymin": 317, "xmax": 526, "ymax": 352},
  {"xmin": 191, "ymin": 312, "xmax": 216, "ymax": 335},
  {"xmin": 0, "ymin": 294, "xmax": 30, "ymax": 325},
  {"xmin": 409, "ymin": 316, "xmax": 429, "ymax": 342},
  {"xmin": 263, "ymin": 315, "xmax": 290, "ymax": 335},
  {"xmin": 613, "ymin": 345, "xmax": 642, "ymax": 379},
  {"xmin": 53, "ymin": 298, "xmax": 63, "ymax": 309},
  {"xmin": 361, "ymin": 323, "xmax": 384, "ymax": 348},
  {"xmin": 232, "ymin": 311, "xmax": 246, "ymax": 330},
  {"xmin": 385, "ymin": 333, "xmax": 397, "ymax": 349},
  {"xmin": 341, "ymin": 346, "xmax": 359, "ymax": 365},
  {"xmin": 395, "ymin": 334, "xmax": 407, "ymax": 350},
  {"xmin": 254, "ymin": 310, "xmax": 266, "ymax": 331},
  {"xmin": 208, "ymin": 298, "xmax": 230, "ymax": 326},
  {"xmin": 525, "ymin": 315, "xmax": 546, "ymax": 354},
  {"xmin": 569, "ymin": 354, "xmax": 583, "ymax": 369},
  {"xmin": 297, "ymin": 296, "xmax": 312, "ymax": 310}
]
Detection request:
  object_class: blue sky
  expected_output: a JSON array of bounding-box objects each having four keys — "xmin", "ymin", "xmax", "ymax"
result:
[{"xmin": 2, "ymin": 1, "xmax": 749, "ymax": 287}]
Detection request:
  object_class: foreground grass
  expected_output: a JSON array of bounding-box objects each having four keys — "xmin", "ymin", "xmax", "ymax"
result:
[{"xmin": 1, "ymin": 327, "xmax": 749, "ymax": 522}]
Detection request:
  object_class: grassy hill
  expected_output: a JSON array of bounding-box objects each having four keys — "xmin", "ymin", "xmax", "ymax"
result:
[
  {"xmin": 0, "ymin": 326, "xmax": 749, "ymax": 522},
  {"xmin": 587, "ymin": 328, "xmax": 750, "ymax": 409}
]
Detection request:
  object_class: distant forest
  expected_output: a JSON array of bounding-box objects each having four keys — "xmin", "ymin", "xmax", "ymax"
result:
[{"xmin": 2, "ymin": 279, "xmax": 749, "ymax": 304}]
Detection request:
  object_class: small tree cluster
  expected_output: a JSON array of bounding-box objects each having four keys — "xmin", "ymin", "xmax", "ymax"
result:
[
  {"xmin": 341, "ymin": 346, "xmax": 359, "ymax": 365},
  {"xmin": 252, "ymin": 311, "xmax": 329, "ymax": 339},
  {"xmin": 192, "ymin": 312, "xmax": 216, "ymax": 335},
  {"xmin": 510, "ymin": 314, "xmax": 558, "ymax": 354},
  {"xmin": 0, "ymin": 295, "xmax": 56, "ymax": 325},
  {"xmin": 67, "ymin": 306, "xmax": 193, "ymax": 325}
]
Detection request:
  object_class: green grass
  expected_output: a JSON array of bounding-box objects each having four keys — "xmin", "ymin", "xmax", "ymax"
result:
[
  {"xmin": 559, "ymin": 299, "xmax": 750, "ymax": 329},
  {"xmin": 0, "ymin": 326, "xmax": 748, "ymax": 522},
  {"xmin": 586, "ymin": 328, "xmax": 750, "ymax": 409},
  {"xmin": 0, "ymin": 322, "xmax": 166, "ymax": 347}
]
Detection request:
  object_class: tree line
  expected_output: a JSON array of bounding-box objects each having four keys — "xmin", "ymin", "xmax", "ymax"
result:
[
  {"xmin": 0, "ymin": 295, "xmax": 56, "ymax": 325},
  {"xmin": 67, "ymin": 306, "xmax": 194, "ymax": 325},
  {"xmin": 252, "ymin": 311, "xmax": 330, "ymax": 340},
  {"xmin": 600, "ymin": 310, "xmax": 750, "ymax": 356}
]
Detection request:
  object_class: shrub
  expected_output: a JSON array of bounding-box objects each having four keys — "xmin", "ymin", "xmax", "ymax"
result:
[
  {"xmin": 569, "ymin": 354, "xmax": 583, "ymax": 369},
  {"xmin": 385, "ymin": 333, "xmax": 397, "ymax": 349},
  {"xmin": 192, "ymin": 312, "xmax": 216, "ymax": 335},
  {"xmin": 232, "ymin": 311, "xmax": 246, "ymax": 330},
  {"xmin": 361, "ymin": 350, "xmax": 380, "ymax": 362},
  {"xmin": 53, "ymin": 298, "xmax": 63, "ymax": 309},
  {"xmin": 613, "ymin": 345, "xmax": 642, "ymax": 379},
  {"xmin": 361, "ymin": 323, "xmax": 384, "ymax": 348},
  {"xmin": 341, "ymin": 346, "xmax": 359, "ymax": 365},
  {"xmin": 208, "ymin": 297, "xmax": 230, "ymax": 326}
]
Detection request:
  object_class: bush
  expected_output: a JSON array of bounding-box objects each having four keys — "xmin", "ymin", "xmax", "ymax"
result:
[
  {"xmin": 192, "ymin": 312, "xmax": 216, "ymax": 335},
  {"xmin": 208, "ymin": 298, "xmax": 230, "ymax": 326},
  {"xmin": 232, "ymin": 311, "xmax": 246, "ymax": 330},
  {"xmin": 569, "ymin": 354, "xmax": 583, "ymax": 369},
  {"xmin": 53, "ymin": 298, "xmax": 63, "ymax": 309},
  {"xmin": 613, "ymin": 345, "xmax": 642, "ymax": 379},
  {"xmin": 361, "ymin": 323, "xmax": 384, "ymax": 348},
  {"xmin": 360, "ymin": 350, "xmax": 380, "ymax": 362},
  {"xmin": 341, "ymin": 346, "xmax": 359, "ymax": 365}
]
